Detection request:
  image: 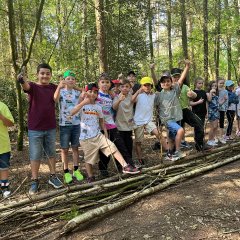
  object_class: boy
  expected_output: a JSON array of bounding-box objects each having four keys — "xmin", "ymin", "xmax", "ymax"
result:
[
  {"xmin": 154, "ymin": 60, "xmax": 190, "ymax": 160},
  {"xmin": 132, "ymin": 77, "xmax": 167, "ymax": 165},
  {"xmin": 18, "ymin": 63, "xmax": 63, "ymax": 195},
  {"xmin": 54, "ymin": 70, "xmax": 84, "ymax": 184},
  {"xmin": 70, "ymin": 83, "xmax": 139, "ymax": 182},
  {"xmin": 113, "ymin": 79, "xmax": 134, "ymax": 159},
  {"xmin": 0, "ymin": 101, "xmax": 14, "ymax": 198},
  {"xmin": 127, "ymin": 70, "xmax": 140, "ymax": 94}
]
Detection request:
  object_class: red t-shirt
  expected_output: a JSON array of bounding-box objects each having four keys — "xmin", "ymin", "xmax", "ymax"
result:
[{"xmin": 25, "ymin": 82, "xmax": 57, "ymax": 130}]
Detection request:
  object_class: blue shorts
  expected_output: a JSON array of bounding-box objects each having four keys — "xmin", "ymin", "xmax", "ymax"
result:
[
  {"xmin": 0, "ymin": 152, "xmax": 10, "ymax": 170},
  {"xmin": 60, "ymin": 125, "xmax": 80, "ymax": 149},
  {"xmin": 28, "ymin": 129, "xmax": 56, "ymax": 161},
  {"xmin": 166, "ymin": 121, "xmax": 182, "ymax": 140}
]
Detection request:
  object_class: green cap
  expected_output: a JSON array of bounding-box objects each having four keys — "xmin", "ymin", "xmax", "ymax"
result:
[{"xmin": 63, "ymin": 70, "xmax": 76, "ymax": 78}]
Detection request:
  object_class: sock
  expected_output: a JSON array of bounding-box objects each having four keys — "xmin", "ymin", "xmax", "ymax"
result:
[
  {"xmin": 74, "ymin": 166, "xmax": 78, "ymax": 171},
  {"xmin": 64, "ymin": 169, "xmax": 69, "ymax": 173},
  {"xmin": 1, "ymin": 180, "xmax": 9, "ymax": 189}
]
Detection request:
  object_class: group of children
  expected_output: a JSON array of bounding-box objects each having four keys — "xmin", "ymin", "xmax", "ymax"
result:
[{"xmin": 0, "ymin": 60, "xmax": 239, "ymax": 197}]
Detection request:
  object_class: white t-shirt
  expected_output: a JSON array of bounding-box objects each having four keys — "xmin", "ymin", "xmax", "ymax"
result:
[
  {"xmin": 113, "ymin": 93, "xmax": 134, "ymax": 131},
  {"xmin": 59, "ymin": 89, "xmax": 81, "ymax": 126},
  {"xmin": 79, "ymin": 104, "xmax": 103, "ymax": 140},
  {"xmin": 133, "ymin": 92, "xmax": 155, "ymax": 126}
]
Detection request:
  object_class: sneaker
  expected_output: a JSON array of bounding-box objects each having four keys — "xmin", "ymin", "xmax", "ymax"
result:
[
  {"xmin": 29, "ymin": 179, "xmax": 39, "ymax": 195},
  {"xmin": 214, "ymin": 138, "xmax": 219, "ymax": 144},
  {"xmin": 48, "ymin": 175, "xmax": 63, "ymax": 189},
  {"xmin": 165, "ymin": 152, "xmax": 179, "ymax": 161},
  {"xmin": 138, "ymin": 159, "xmax": 145, "ymax": 166},
  {"xmin": 73, "ymin": 169, "xmax": 84, "ymax": 181},
  {"xmin": 87, "ymin": 176, "xmax": 96, "ymax": 183},
  {"xmin": 219, "ymin": 137, "xmax": 227, "ymax": 144},
  {"xmin": 122, "ymin": 164, "xmax": 140, "ymax": 174},
  {"xmin": 2, "ymin": 188, "xmax": 11, "ymax": 198},
  {"xmin": 196, "ymin": 144, "xmax": 213, "ymax": 152},
  {"xmin": 207, "ymin": 140, "xmax": 218, "ymax": 146},
  {"xmin": 64, "ymin": 172, "xmax": 73, "ymax": 184},
  {"xmin": 180, "ymin": 141, "xmax": 191, "ymax": 149},
  {"xmin": 172, "ymin": 150, "xmax": 186, "ymax": 159}
]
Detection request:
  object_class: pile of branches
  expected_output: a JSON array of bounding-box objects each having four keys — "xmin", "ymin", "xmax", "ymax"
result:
[{"xmin": 1, "ymin": 142, "xmax": 240, "ymax": 240}]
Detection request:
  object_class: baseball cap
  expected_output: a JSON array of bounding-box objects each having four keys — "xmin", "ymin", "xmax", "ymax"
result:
[
  {"xmin": 159, "ymin": 71, "xmax": 172, "ymax": 82},
  {"xmin": 171, "ymin": 68, "xmax": 182, "ymax": 76},
  {"xmin": 140, "ymin": 77, "xmax": 153, "ymax": 85},
  {"xmin": 63, "ymin": 70, "xmax": 76, "ymax": 78},
  {"xmin": 225, "ymin": 80, "xmax": 234, "ymax": 87},
  {"xmin": 112, "ymin": 79, "xmax": 121, "ymax": 84},
  {"xmin": 127, "ymin": 70, "xmax": 136, "ymax": 76},
  {"xmin": 85, "ymin": 83, "xmax": 99, "ymax": 91}
]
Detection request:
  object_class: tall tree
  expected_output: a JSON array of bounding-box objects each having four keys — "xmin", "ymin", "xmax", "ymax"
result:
[
  {"xmin": 234, "ymin": 0, "xmax": 240, "ymax": 79},
  {"xmin": 203, "ymin": 0, "xmax": 209, "ymax": 85},
  {"xmin": 95, "ymin": 0, "xmax": 108, "ymax": 73},
  {"xmin": 180, "ymin": 0, "xmax": 188, "ymax": 59},
  {"xmin": 167, "ymin": 0, "xmax": 173, "ymax": 70},
  {"xmin": 7, "ymin": 0, "xmax": 45, "ymax": 150},
  {"xmin": 148, "ymin": 0, "xmax": 154, "ymax": 61}
]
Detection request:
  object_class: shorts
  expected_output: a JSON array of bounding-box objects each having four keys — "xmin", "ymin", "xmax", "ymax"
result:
[
  {"xmin": 134, "ymin": 121, "xmax": 157, "ymax": 143},
  {"xmin": 166, "ymin": 121, "xmax": 182, "ymax": 140},
  {"xmin": 28, "ymin": 129, "xmax": 56, "ymax": 161},
  {"xmin": 0, "ymin": 152, "xmax": 10, "ymax": 170},
  {"xmin": 60, "ymin": 125, "xmax": 80, "ymax": 148},
  {"xmin": 80, "ymin": 134, "xmax": 118, "ymax": 165}
]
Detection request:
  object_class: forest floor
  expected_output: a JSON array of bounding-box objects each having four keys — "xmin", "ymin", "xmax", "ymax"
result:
[{"xmin": 1, "ymin": 126, "xmax": 240, "ymax": 240}]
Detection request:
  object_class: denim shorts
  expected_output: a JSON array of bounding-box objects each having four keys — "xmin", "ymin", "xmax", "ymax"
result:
[
  {"xmin": 28, "ymin": 129, "xmax": 56, "ymax": 161},
  {"xmin": 0, "ymin": 152, "xmax": 10, "ymax": 170},
  {"xmin": 166, "ymin": 121, "xmax": 182, "ymax": 140},
  {"xmin": 60, "ymin": 125, "xmax": 80, "ymax": 148}
]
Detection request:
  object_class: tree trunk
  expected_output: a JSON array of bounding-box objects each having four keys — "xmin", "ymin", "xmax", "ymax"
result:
[
  {"xmin": 148, "ymin": 0, "xmax": 154, "ymax": 61},
  {"xmin": 203, "ymin": 0, "xmax": 209, "ymax": 86},
  {"xmin": 189, "ymin": 17, "xmax": 196, "ymax": 79},
  {"xmin": 180, "ymin": 0, "xmax": 188, "ymax": 59},
  {"xmin": 83, "ymin": 0, "xmax": 89, "ymax": 81},
  {"xmin": 7, "ymin": 0, "xmax": 45, "ymax": 150},
  {"xmin": 167, "ymin": 0, "xmax": 173, "ymax": 70},
  {"xmin": 234, "ymin": 0, "xmax": 240, "ymax": 79},
  {"xmin": 214, "ymin": 0, "xmax": 221, "ymax": 79},
  {"xmin": 95, "ymin": 0, "xmax": 108, "ymax": 73}
]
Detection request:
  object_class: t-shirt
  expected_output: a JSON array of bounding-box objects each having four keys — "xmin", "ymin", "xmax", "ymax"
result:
[
  {"xmin": 0, "ymin": 102, "xmax": 14, "ymax": 154},
  {"xmin": 79, "ymin": 104, "xmax": 103, "ymax": 140},
  {"xmin": 192, "ymin": 89, "xmax": 208, "ymax": 117},
  {"xmin": 113, "ymin": 93, "xmax": 134, "ymax": 131},
  {"xmin": 25, "ymin": 82, "xmax": 57, "ymax": 130},
  {"xmin": 134, "ymin": 92, "xmax": 155, "ymax": 126},
  {"xmin": 96, "ymin": 91, "xmax": 116, "ymax": 130},
  {"xmin": 236, "ymin": 87, "xmax": 240, "ymax": 116},
  {"xmin": 179, "ymin": 84, "xmax": 191, "ymax": 109},
  {"xmin": 218, "ymin": 89, "xmax": 228, "ymax": 112},
  {"xmin": 154, "ymin": 84, "xmax": 182, "ymax": 124},
  {"xmin": 59, "ymin": 89, "xmax": 81, "ymax": 126}
]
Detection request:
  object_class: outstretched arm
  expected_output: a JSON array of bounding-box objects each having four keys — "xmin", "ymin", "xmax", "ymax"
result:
[
  {"xmin": 54, "ymin": 80, "xmax": 66, "ymax": 102},
  {"xmin": 178, "ymin": 59, "xmax": 191, "ymax": 87},
  {"xmin": 17, "ymin": 74, "xmax": 31, "ymax": 91}
]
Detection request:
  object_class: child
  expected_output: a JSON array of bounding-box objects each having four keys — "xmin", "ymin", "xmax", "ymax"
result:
[
  {"xmin": 132, "ymin": 77, "xmax": 167, "ymax": 164},
  {"xmin": 217, "ymin": 78, "xmax": 228, "ymax": 143},
  {"xmin": 225, "ymin": 80, "xmax": 238, "ymax": 140},
  {"xmin": 96, "ymin": 73, "xmax": 136, "ymax": 177},
  {"xmin": 0, "ymin": 101, "xmax": 14, "ymax": 198},
  {"xmin": 113, "ymin": 79, "xmax": 134, "ymax": 159},
  {"xmin": 235, "ymin": 80, "xmax": 240, "ymax": 136},
  {"xmin": 54, "ymin": 70, "xmax": 84, "ymax": 184},
  {"xmin": 70, "ymin": 83, "xmax": 139, "ymax": 182},
  {"xmin": 127, "ymin": 70, "xmax": 141, "ymax": 94},
  {"xmin": 18, "ymin": 63, "xmax": 63, "ymax": 195},
  {"xmin": 154, "ymin": 60, "xmax": 190, "ymax": 160},
  {"xmin": 111, "ymin": 79, "xmax": 121, "ymax": 96}
]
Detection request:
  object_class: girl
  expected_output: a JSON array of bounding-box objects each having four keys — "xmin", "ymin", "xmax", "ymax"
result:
[
  {"xmin": 206, "ymin": 81, "xmax": 220, "ymax": 146},
  {"xmin": 217, "ymin": 78, "xmax": 228, "ymax": 144},
  {"xmin": 225, "ymin": 80, "xmax": 238, "ymax": 140}
]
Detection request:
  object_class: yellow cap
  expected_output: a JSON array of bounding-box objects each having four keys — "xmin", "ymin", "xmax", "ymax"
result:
[{"xmin": 140, "ymin": 77, "xmax": 153, "ymax": 85}]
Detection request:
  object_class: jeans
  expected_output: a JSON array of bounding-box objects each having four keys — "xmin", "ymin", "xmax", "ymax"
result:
[{"xmin": 226, "ymin": 110, "xmax": 235, "ymax": 136}]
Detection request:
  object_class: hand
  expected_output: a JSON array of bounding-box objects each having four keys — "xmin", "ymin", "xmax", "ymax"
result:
[
  {"xmin": 58, "ymin": 80, "xmax": 66, "ymax": 89},
  {"xmin": 138, "ymin": 87, "xmax": 144, "ymax": 94},
  {"xmin": 198, "ymin": 98, "xmax": 204, "ymax": 104},
  {"xmin": 210, "ymin": 89, "xmax": 216, "ymax": 95},
  {"xmin": 184, "ymin": 59, "xmax": 191, "ymax": 66},
  {"xmin": 224, "ymin": 94, "xmax": 228, "ymax": 100},
  {"xmin": 119, "ymin": 93, "xmax": 126, "ymax": 101},
  {"xmin": 150, "ymin": 63, "xmax": 155, "ymax": 69}
]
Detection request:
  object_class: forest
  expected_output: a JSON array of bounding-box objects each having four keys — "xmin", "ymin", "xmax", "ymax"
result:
[{"xmin": 0, "ymin": 0, "xmax": 239, "ymax": 147}]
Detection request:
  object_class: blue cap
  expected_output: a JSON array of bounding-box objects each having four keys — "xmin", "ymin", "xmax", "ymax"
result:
[{"xmin": 225, "ymin": 80, "xmax": 234, "ymax": 87}]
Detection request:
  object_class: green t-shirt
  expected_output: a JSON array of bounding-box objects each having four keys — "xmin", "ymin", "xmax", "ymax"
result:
[
  {"xmin": 0, "ymin": 102, "xmax": 14, "ymax": 154},
  {"xmin": 179, "ymin": 84, "xmax": 191, "ymax": 109}
]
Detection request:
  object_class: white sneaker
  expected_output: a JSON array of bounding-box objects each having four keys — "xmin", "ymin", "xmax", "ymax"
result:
[
  {"xmin": 207, "ymin": 140, "xmax": 218, "ymax": 146},
  {"xmin": 219, "ymin": 138, "xmax": 226, "ymax": 144},
  {"xmin": 214, "ymin": 138, "xmax": 219, "ymax": 144}
]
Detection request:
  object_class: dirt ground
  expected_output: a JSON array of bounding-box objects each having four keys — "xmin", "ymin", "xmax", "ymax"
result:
[{"xmin": 2, "ymin": 127, "xmax": 240, "ymax": 240}]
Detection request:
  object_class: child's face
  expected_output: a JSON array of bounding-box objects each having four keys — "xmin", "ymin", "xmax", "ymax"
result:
[
  {"xmin": 196, "ymin": 80, "xmax": 204, "ymax": 90},
  {"xmin": 64, "ymin": 76, "xmax": 76, "ymax": 87},
  {"xmin": 86, "ymin": 90, "xmax": 98, "ymax": 101},
  {"xmin": 172, "ymin": 74, "xmax": 180, "ymax": 83},
  {"xmin": 37, "ymin": 68, "xmax": 52, "ymax": 85},
  {"xmin": 218, "ymin": 80, "xmax": 225, "ymax": 89},
  {"xmin": 98, "ymin": 79, "xmax": 111, "ymax": 92},
  {"xmin": 127, "ymin": 74, "xmax": 136, "ymax": 86},
  {"xmin": 160, "ymin": 78, "xmax": 172, "ymax": 90},
  {"xmin": 142, "ymin": 83, "xmax": 152, "ymax": 93},
  {"xmin": 211, "ymin": 83, "xmax": 217, "ymax": 90},
  {"xmin": 120, "ymin": 83, "xmax": 131, "ymax": 95},
  {"xmin": 227, "ymin": 85, "xmax": 234, "ymax": 91}
]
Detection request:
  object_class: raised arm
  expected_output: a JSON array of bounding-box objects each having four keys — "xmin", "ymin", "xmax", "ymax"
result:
[
  {"xmin": 70, "ymin": 97, "xmax": 91, "ymax": 116},
  {"xmin": 132, "ymin": 87, "xmax": 143, "ymax": 103},
  {"xmin": 178, "ymin": 59, "xmax": 191, "ymax": 87},
  {"xmin": 112, "ymin": 93, "xmax": 126, "ymax": 110},
  {"xmin": 54, "ymin": 80, "xmax": 66, "ymax": 102},
  {"xmin": 17, "ymin": 74, "xmax": 31, "ymax": 91}
]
